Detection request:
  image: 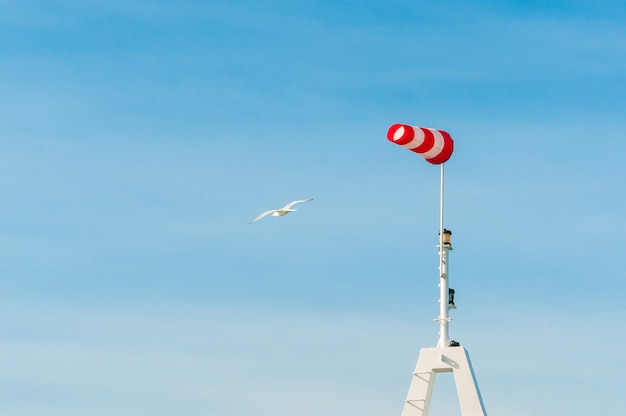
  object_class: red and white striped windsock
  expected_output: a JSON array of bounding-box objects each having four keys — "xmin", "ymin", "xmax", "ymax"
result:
[{"xmin": 387, "ymin": 124, "xmax": 454, "ymax": 164}]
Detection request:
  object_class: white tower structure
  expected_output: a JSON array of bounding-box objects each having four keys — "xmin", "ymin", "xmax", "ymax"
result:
[{"xmin": 401, "ymin": 165, "xmax": 487, "ymax": 416}]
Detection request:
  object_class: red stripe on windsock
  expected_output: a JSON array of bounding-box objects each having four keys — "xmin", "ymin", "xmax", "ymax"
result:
[
  {"xmin": 387, "ymin": 124, "xmax": 414, "ymax": 145},
  {"xmin": 411, "ymin": 127, "xmax": 435, "ymax": 154}
]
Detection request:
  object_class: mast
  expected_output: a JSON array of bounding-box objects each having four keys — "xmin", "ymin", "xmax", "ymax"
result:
[
  {"xmin": 401, "ymin": 162, "xmax": 486, "ymax": 416},
  {"xmin": 435, "ymin": 163, "xmax": 452, "ymax": 348}
]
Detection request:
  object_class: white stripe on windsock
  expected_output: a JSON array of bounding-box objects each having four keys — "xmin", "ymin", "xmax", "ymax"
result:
[{"xmin": 420, "ymin": 128, "xmax": 446, "ymax": 160}]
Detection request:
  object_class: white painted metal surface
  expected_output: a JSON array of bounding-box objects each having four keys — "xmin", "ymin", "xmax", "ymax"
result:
[
  {"xmin": 402, "ymin": 346, "xmax": 487, "ymax": 416},
  {"xmin": 436, "ymin": 164, "xmax": 451, "ymax": 348}
]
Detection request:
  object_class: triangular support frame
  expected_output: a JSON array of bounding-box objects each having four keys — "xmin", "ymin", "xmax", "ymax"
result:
[{"xmin": 402, "ymin": 346, "xmax": 487, "ymax": 416}]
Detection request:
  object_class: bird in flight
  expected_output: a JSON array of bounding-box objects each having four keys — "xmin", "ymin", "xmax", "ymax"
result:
[{"xmin": 249, "ymin": 198, "xmax": 314, "ymax": 224}]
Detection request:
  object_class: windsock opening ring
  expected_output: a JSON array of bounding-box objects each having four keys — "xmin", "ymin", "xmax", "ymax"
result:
[{"xmin": 387, "ymin": 124, "xmax": 454, "ymax": 164}]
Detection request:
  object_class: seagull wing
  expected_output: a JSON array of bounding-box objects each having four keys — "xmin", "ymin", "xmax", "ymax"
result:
[
  {"xmin": 250, "ymin": 209, "xmax": 278, "ymax": 224},
  {"xmin": 283, "ymin": 198, "xmax": 314, "ymax": 210}
]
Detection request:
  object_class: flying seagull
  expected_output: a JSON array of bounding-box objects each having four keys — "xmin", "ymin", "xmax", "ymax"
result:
[{"xmin": 249, "ymin": 198, "xmax": 314, "ymax": 224}]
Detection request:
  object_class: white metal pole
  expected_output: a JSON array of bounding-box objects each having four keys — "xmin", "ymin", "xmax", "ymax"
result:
[{"xmin": 436, "ymin": 163, "xmax": 450, "ymax": 348}]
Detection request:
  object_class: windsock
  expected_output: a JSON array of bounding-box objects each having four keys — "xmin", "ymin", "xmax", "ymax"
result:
[{"xmin": 387, "ymin": 124, "xmax": 454, "ymax": 164}]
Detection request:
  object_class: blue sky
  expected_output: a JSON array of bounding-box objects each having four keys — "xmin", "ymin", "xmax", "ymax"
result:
[{"xmin": 1, "ymin": 0, "xmax": 625, "ymax": 414}]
